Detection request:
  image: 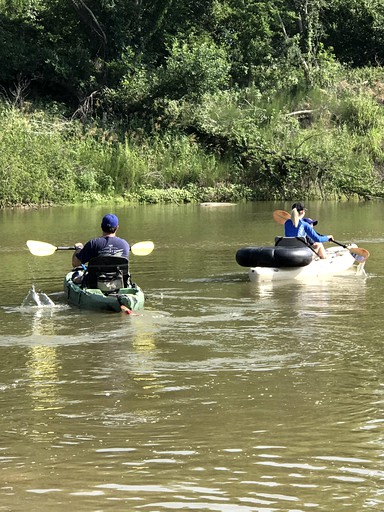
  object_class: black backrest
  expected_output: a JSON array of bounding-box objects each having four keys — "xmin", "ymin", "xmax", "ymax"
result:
[
  {"xmin": 86, "ymin": 256, "xmax": 129, "ymax": 289},
  {"xmin": 275, "ymin": 236, "xmax": 307, "ymax": 248}
]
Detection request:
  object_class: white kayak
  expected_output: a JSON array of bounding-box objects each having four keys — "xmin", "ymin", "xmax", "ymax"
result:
[{"xmin": 248, "ymin": 245, "xmax": 365, "ymax": 282}]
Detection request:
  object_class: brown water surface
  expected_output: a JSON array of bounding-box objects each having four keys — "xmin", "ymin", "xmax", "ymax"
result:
[{"xmin": 0, "ymin": 201, "xmax": 383, "ymax": 511}]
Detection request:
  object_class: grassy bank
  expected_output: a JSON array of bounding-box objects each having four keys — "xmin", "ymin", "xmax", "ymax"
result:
[
  {"xmin": 0, "ymin": 105, "xmax": 241, "ymax": 206},
  {"xmin": 1, "ymin": 67, "xmax": 384, "ymax": 207}
]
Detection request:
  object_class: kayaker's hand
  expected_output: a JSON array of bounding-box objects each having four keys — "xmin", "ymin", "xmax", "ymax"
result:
[{"xmin": 328, "ymin": 235, "xmax": 334, "ymax": 242}]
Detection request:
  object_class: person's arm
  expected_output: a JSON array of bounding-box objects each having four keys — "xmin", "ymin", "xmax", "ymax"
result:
[
  {"xmin": 304, "ymin": 224, "xmax": 331, "ymax": 243},
  {"xmin": 72, "ymin": 243, "xmax": 83, "ymax": 268}
]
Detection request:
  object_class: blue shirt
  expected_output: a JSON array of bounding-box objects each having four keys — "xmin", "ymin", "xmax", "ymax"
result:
[
  {"xmin": 284, "ymin": 219, "xmax": 329, "ymax": 243},
  {"xmin": 76, "ymin": 236, "xmax": 130, "ymax": 264}
]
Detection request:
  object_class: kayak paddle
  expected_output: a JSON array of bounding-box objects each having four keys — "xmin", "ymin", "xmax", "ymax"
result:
[
  {"xmin": 26, "ymin": 240, "xmax": 75, "ymax": 256},
  {"xmin": 273, "ymin": 209, "xmax": 290, "ymax": 224},
  {"xmin": 331, "ymin": 240, "xmax": 370, "ymax": 262},
  {"xmin": 26, "ymin": 240, "xmax": 154, "ymax": 257}
]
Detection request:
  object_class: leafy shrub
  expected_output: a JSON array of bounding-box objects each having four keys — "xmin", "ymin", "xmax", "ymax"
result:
[{"xmin": 334, "ymin": 93, "xmax": 383, "ymax": 134}]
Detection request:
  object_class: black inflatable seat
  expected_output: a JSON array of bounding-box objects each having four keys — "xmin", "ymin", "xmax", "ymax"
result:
[{"xmin": 274, "ymin": 236, "xmax": 308, "ymax": 247}]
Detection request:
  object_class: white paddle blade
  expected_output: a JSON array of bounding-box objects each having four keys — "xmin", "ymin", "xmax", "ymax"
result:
[
  {"xmin": 131, "ymin": 241, "xmax": 154, "ymax": 256},
  {"xmin": 26, "ymin": 240, "xmax": 57, "ymax": 256}
]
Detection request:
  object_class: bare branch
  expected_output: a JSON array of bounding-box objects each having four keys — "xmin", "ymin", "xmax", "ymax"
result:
[
  {"xmin": 286, "ymin": 109, "xmax": 315, "ymax": 117},
  {"xmin": 70, "ymin": 0, "xmax": 107, "ymax": 55},
  {"xmin": 71, "ymin": 90, "xmax": 98, "ymax": 121}
]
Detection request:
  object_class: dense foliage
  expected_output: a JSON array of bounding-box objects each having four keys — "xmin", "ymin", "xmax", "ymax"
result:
[{"xmin": 1, "ymin": 0, "xmax": 384, "ymax": 204}]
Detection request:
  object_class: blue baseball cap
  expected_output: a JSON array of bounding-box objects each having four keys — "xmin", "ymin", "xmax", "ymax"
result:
[
  {"xmin": 101, "ymin": 213, "xmax": 119, "ymax": 230},
  {"xmin": 304, "ymin": 217, "xmax": 318, "ymax": 226}
]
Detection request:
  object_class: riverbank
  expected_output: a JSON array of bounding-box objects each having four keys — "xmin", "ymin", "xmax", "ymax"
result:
[
  {"xmin": 0, "ymin": 185, "xmax": 253, "ymax": 208},
  {"xmin": 2, "ymin": 69, "xmax": 384, "ymax": 208}
]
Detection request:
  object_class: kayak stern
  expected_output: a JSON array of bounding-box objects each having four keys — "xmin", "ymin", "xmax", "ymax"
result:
[{"xmin": 64, "ymin": 272, "xmax": 145, "ymax": 312}]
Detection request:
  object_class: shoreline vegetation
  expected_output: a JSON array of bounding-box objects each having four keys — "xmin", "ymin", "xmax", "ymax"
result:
[
  {"xmin": 2, "ymin": 1, "xmax": 384, "ymax": 207},
  {"xmin": 3, "ymin": 73, "xmax": 384, "ymax": 209}
]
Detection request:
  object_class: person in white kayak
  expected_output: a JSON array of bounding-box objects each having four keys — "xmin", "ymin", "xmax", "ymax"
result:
[{"xmin": 284, "ymin": 202, "xmax": 333, "ymax": 259}]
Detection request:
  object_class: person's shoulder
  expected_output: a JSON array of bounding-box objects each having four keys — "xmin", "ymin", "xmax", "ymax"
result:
[
  {"xmin": 88, "ymin": 236, "xmax": 103, "ymax": 244},
  {"xmin": 86, "ymin": 236, "xmax": 107, "ymax": 249},
  {"xmin": 83, "ymin": 237, "xmax": 98, "ymax": 246},
  {"xmin": 115, "ymin": 236, "xmax": 130, "ymax": 246},
  {"xmin": 302, "ymin": 221, "xmax": 313, "ymax": 230}
]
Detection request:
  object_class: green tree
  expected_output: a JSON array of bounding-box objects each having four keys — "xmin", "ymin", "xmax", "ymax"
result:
[
  {"xmin": 274, "ymin": 0, "xmax": 328, "ymax": 85},
  {"xmin": 322, "ymin": 0, "xmax": 384, "ymax": 66},
  {"xmin": 210, "ymin": 0, "xmax": 279, "ymax": 87}
]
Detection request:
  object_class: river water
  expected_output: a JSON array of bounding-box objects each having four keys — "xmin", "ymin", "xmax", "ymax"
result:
[{"xmin": 0, "ymin": 201, "xmax": 383, "ymax": 511}]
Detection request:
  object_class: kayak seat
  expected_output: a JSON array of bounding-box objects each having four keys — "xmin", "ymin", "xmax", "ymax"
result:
[
  {"xmin": 275, "ymin": 236, "xmax": 308, "ymax": 248},
  {"xmin": 85, "ymin": 256, "xmax": 130, "ymax": 293}
]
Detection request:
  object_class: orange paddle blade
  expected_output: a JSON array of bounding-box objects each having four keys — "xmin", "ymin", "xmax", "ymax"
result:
[
  {"xmin": 349, "ymin": 247, "xmax": 370, "ymax": 263},
  {"xmin": 273, "ymin": 210, "xmax": 290, "ymax": 224}
]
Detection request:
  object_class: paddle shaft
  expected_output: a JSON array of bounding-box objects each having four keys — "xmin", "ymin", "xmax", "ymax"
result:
[
  {"xmin": 331, "ymin": 240, "xmax": 348, "ymax": 249},
  {"xmin": 64, "ymin": 241, "xmax": 153, "ymax": 255}
]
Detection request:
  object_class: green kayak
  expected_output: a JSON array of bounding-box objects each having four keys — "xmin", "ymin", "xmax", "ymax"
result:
[{"xmin": 64, "ymin": 270, "xmax": 145, "ymax": 313}]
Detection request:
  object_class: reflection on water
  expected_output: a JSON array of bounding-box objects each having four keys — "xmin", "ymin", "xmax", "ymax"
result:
[
  {"xmin": 26, "ymin": 345, "xmax": 62, "ymax": 411},
  {"xmin": 252, "ymin": 271, "xmax": 368, "ymax": 312},
  {"xmin": 131, "ymin": 315, "xmax": 158, "ymax": 353}
]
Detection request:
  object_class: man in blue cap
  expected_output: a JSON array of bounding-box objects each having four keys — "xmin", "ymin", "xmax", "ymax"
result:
[{"xmin": 72, "ymin": 213, "xmax": 130, "ymax": 268}]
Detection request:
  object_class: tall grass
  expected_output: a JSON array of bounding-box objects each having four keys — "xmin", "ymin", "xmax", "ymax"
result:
[{"xmin": 0, "ymin": 104, "xmax": 236, "ymax": 205}]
